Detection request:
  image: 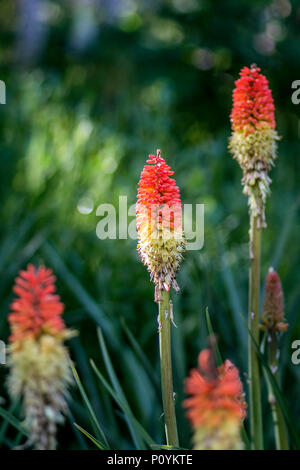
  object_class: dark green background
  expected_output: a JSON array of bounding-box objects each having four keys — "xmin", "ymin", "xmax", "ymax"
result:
[{"xmin": 0, "ymin": 0, "xmax": 299, "ymax": 449}]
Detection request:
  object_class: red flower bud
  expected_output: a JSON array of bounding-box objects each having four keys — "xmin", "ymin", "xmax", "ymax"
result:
[{"xmin": 261, "ymin": 267, "xmax": 288, "ymax": 332}]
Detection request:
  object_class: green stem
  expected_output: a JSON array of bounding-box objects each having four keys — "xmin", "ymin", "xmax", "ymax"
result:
[
  {"xmin": 248, "ymin": 214, "xmax": 263, "ymax": 450},
  {"xmin": 268, "ymin": 331, "xmax": 289, "ymax": 450},
  {"xmin": 158, "ymin": 289, "xmax": 179, "ymax": 447}
]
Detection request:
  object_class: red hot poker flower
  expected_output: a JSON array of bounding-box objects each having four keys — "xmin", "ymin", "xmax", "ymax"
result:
[
  {"xmin": 8, "ymin": 264, "xmax": 65, "ymax": 343},
  {"xmin": 136, "ymin": 150, "xmax": 185, "ymax": 294},
  {"xmin": 7, "ymin": 264, "xmax": 74, "ymax": 450},
  {"xmin": 229, "ymin": 64, "xmax": 279, "ymax": 227},
  {"xmin": 230, "ymin": 64, "xmax": 275, "ymax": 135},
  {"xmin": 183, "ymin": 349, "xmax": 246, "ymax": 450}
]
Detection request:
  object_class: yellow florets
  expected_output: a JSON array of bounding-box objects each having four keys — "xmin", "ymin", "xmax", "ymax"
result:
[
  {"xmin": 229, "ymin": 65, "xmax": 279, "ymax": 227},
  {"xmin": 8, "ymin": 334, "xmax": 73, "ymax": 450},
  {"xmin": 229, "ymin": 128, "xmax": 279, "ymax": 226},
  {"xmin": 7, "ymin": 264, "xmax": 75, "ymax": 450}
]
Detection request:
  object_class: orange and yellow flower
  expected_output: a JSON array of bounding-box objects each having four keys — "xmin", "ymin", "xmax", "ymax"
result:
[
  {"xmin": 229, "ymin": 65, "xmax": 279, "ymax": 227},
  {"xmin": 183, "ymin": 349, "xmax": 247, "ymax": 450},
  {"xmin": 136, "ymin": 150, "xmax": 185, "ymax": 296},
  {"xmin": 7, "ymin": 264, "xmax": 74, "ymax": 450}
]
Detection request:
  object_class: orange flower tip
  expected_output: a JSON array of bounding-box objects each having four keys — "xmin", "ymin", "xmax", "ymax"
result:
[
  {"xmin": 197, "ymin": 348, "xmax": 218, "ymax": 380},
  {"xmin": 8, "ymin": 264, "xmax": 67, "ymax": 343},
  {"xmin": 184, "ymin": 349, "xmax": 247, "ymax": 421},
  {"xmin": 183, "ymin": 349, "xmax": 247, "ymax": 450},
  {"xmin": 230, "ymin": 64, "xmax": 276, "ymax": 135}
]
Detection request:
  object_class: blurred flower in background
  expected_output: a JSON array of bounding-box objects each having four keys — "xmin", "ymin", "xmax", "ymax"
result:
[
  {"xmin": 7, "ymin": 265, "xmax": 74, "ymax": 450},
  {"xmin": 184, "ymin": 349, "xmax": 247, "ymax": 450}
]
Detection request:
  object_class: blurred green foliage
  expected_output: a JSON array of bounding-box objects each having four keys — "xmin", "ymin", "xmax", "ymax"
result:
[{"xmin": 0, "ymin": 0, "xmax": 299, "ymax": 449}]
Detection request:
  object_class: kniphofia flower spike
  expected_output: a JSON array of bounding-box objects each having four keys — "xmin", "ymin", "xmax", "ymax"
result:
[
  {"xmin": 136, "ymin": 149, "xmax": 185, "ymax": 299},
  {"xmin": 261, "ymin": 268, "xmax": 289, "ymax": 449},
  {"xmin": 229, "ymin": 64, "xmax": 279, "ymax": 227},
  {"xmin": 137, "ymin": 150, "xmax": 185, "ymax": 446},
  {"xmin": 7, "ymin": 264, "xmax": 74, "ymax": 450}
]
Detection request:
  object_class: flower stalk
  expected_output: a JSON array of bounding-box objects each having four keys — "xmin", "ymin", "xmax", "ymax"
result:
[
  {"xmin": 261, "ymin": 267, "xmax": 289, "ymax": 450},
  {"xmin": 267, "ymin": 331, "xmax": 289, "ymax": 450},
  {"xmin": 248, "ymin": 213, "xmax": 263, "ymax": 449},
  {"xmin": 229, "ymin": 65, "xmax": 279, "ymax": 449},
  {"xmin": 158, "ymin": 289, "xmax": 178, "ymax": 447},
  {"xmin": 136, "ymin": 150, "xmax": 185, "ymax": 446}
]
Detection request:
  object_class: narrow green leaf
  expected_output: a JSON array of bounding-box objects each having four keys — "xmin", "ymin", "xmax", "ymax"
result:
[
  {"xmin": 272, "ymin": 199, "xmax": 299, "ymax": 268},
  {"xmin": 68, "ymin": 409, "xmax": 88, "ymax": 450},
  {"xmin": 13, "ymin": 431, "xmax": 23, "ymax": 447},
  {"xmin": 150, "ymin": 444, "xmax": 188, "ymax": 450},
  {"xmin": 121, "ymin": 317, "xmax": 160, "ymax": 395},
  {"xmin": 74, "ymin": 423, "xmax": 105, "ymax": 450},
  {"xmin": 71, "ymin": 337, "xmax": 107, "ymax": 429},
  {"xmin": 0, "ymin": 405, "xmax": 29, "ymax": 438},
  {"xmin": 205, "ymin": 307, "xmax": 223, "ymax": 366},
  {"xmin": 90, "ymin": 358, "xmax": 155, "ymax": 449},
  {"xmin": 0, "ymin": 400, "xmax": 19, "ymax": 444},
  {"xmin": 96, "ymin": 327, "xmax": 146, "ymax": 449},
  {"xmin": 0, "ymin": 216, "xmax": 35, "ymax": 272},
  {"xmin": 219, "ymin": 252, "xmax": 247, "ymax": 359},
  {"xmin": 0, "ymin": 230, "xmax": 47, "ymax": 299},
  {"xmin": 71, "ymin": 365, "xmax": 109, "ymax": 449},
  {"xmin": 42, "ymin": 242, "xmax": 117, "ymax": 347}
]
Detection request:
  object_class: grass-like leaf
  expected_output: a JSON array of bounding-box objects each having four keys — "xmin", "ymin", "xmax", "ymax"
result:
[
  {"xmin": 205, "ymin": 307, "xmax": 223, "ymax": 367},
  {"xmin": 0, "ymin": 400, "xmax": 20, "ymax": 445},
  {"xmin": 74, "ymin": 423, "xmax": 105, "ymax": 450},
  {"xmin": 0, "ymin": 405, "xmax": 29, "ymax": 438},
  {"xmin": 121, "ymin": 317, "xmax": 160, "ymax": 395},
  {"xmin": 96, "ymin": 327, "xmax": 147, "ymax": 449},
  {"xmin": 150, "ymin": 444, "xmax": 188, "ymax": 450},
  {"xmin": 42, "ymin": 242, "xmax": 117, "ymax": 347},
  {"xmin": 90, "ymin": 356, "xmax": 155, "ymax": 449},
  {"xmin": 71, "ymin": 364, "xmax": 109, "ymax": 449}
]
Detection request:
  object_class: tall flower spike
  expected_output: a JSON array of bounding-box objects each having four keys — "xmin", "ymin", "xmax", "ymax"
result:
[
  {"xmin": 136, "ymin": 149, "xmax": 185, "ymax": 298},
  {"xmin": 7, "ymin": 264, "xmax": 75, "ymax": 450},
  {"xmin": 261, "ymin": 267, "xmax": 288, "ymax": 333},
  {"xmin": 261, "ymin": 268, "xmax": 289, "ymax": 450},
  {"xmin": 229, "ymin": 64, "xmax": 279, "ymax": 227},
  {"xmin": 183, "ymin": 349, "xmax": 247, "ymax": 450}
]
